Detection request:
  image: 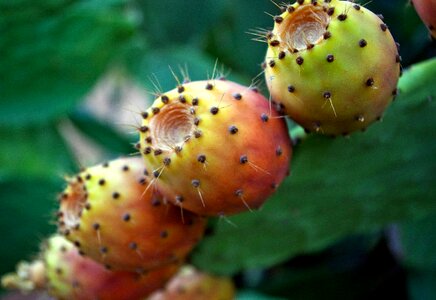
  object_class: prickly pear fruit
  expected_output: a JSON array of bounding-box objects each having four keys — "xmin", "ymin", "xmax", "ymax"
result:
[
  {"xmin": 57, "ymin": 157, "xmax": 206, "ymax": 272},
  {"xmin": 138, "ymin": 79, "xmax": 292, "ymax": 216},
  {"xmin": 264, "ymin": 0, "xmax": 401, "ymax": 135},
  {"xmin": 1, "ymin": 260, "xmax": 46, "ymax": 293},
  {"xmin": 148, "ymin": 265, "xmax": 235, "ymax": 300},
  {"xmin": 42, "ymin": 235, "xmax": 180, "ymax": 300},
  {"xmin": 411, "ymin": 0, "xmax": 436, "ymax": 39}
]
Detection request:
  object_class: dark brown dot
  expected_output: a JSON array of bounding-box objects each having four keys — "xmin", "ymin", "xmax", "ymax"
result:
[
  {"xmin": 359, "ymin": 39, "xmax": 367, "ymax": 47},
  {"xmin": 297, "ymin": 0, "xmax": 304, "ymax": 4},
  {"xmin": 152, "ymin": 198, "xmax": 161, "ymax": 206},
  {"xmin": 323, "ymin": 91, "xmax": 332, "ymax": 99},
  {"xmin": 85, "ymin": 203, "xmax": 91, "ymax": 210},
  {"xmin": 311, "ymin": 0, "xmax": 318, "ymax": 5},
  {"xmin": 278, "ymin": 51, "xmax": 286, "ymax": 59},
  {"xmin": 194, "ymin": 130, "xmax": 202, "ymax": 138},
  {"xmin": 240, "ymin": 155, "xmax": 248, "ymax": 164},
  {"xmin": 191, "ymin": 179, "xmax": 200, "ymax": 188},
  {"xmin": 93, "ymin": 223, "xmax": 100, "ymax": 230},
  {"xmin": 235, "ymin": 189, "xmax": 243, "ymax": 197},
  {"xmin": 229, "ymin": 125, "xmax": 238, "ymax": 134},
  {"xmin": 152, "ymin": 107, "xmax": 160, "ymax": 115},
  {"xmin": 210, "ymin": 107, "xmax": 219, "ymax": 115},
  {"xmin": 153, "ymin": 170, "xmax": 160, "ymax": 178},
  {"xmin": 76, "ymin": 176, "xmax": 83, "ymax": 183},
  {"xmin": 134, "ymin": 143, "xmax": 141, "ymax": 150},
  {"xmin": 197, "ymin": 154, "xmax": 206, "ymax": 163},
  {"xmin": 175, "ymin": 146, "xmax": 182, "ymax": 153},
  {"xmin": 143, "ymin": 147, "xmax": 152, "ymax": 155},
  {"xmin": 274, "ymin": 16, "xmax": 283, "ymax": 23},
  {"xmin": 141, "ymin": 111, "xmax": 149, "ymax": 119},
  {"xmin": 261, "ymin": 62, "xmax": 267, "ymax": 69},
  {"xmin": 179, "ymin": 95, "xmax": 186, "ymax": 103},
  {"xmin": 160, "ymin": 230, "xmax": 168, "ymax": 238},
  {"xmin": 392, "ymin": 88, "xmax": 398, "ymax": 96},
  {"xmin": 366, "ymin": 78, "xmax": 374, "ymax": 87},
  {"xmin": 261, "ymin": 113, "xmax": 269, "ymax": 122},
  {"xmin": 266, "ymin": 31, "xmax": 273, "ymax": 40},
  {"xmin": 326, "ymin": 54, "xmax": 334, "ymax": 62},
  {"xmin": 380, "ymin": 23, "xmax": 387, "ymax": 31},
  {"xmin": 306, "ymin": 43, "xmax": 314, "ymax": 50},
  {"xmin": 145, "ymin": 137, "xmax": 152, "ymax": 144},
  {"xmin": 205, "ymin": 83, "xmax": 213, "ymax": 90},
  {"xmin": 269, "ymin": 60, "xmax": 276, "ymax": 67},
  {"xmin": 161, "ymin": 95, "xmax": 169, "ymax": 104},
  {"xmin": 177, "ymin": 85, "xmax": 184, "ymax": 93},
  {"xmin": 353, "ymin": 4, "xmax": 360, "ymax": 10},
  {"xmin": 175, "ymin": 195, "xmax": 184, "ymax": 203},
  {"xmin": 102, "ymin": 162, "xmax": 109, "ymax": 168},
  {"xmin": 74, "ymin": 241, "xmax": 81, "ymax": 247},
  {"xmin": 163, "ymin": 157, "xmax": 171, "ymax": 166},
  {"xmin": 129, "ymin": 242, "xmax": 137, "ymax": 250},
  {"xmin": 396, "ymin": 54, "xmax": 402, "ymax": 63},
  {"xmin": 112, "ymin": 192, "xmax": 120, "ymax": 199},
  {"xmin": 193, "ymin": 117, "xmax": 200, "ymax": 126},
  {"xmin": 138, "ymin": 178, "xmax": 146, "ymax": 185},
  {"xmin": 192, "ymin": 98, "xmax": 199, "ymax": 105},
  {"xmin": 323, "ymin": 31, "xmax": 332, "ymax": 39},
  {"xmin": 123, "ymin": 213, "xmax": 131, "ymax": 222},
  {"xmin": 270, "ymin": 40, "xmax": 280, "ymax": 47},
  {"xmin": 327, "ymin": 7, "xmax": 335, "ymax": 16},
  {"xmin": 233, "ymin": 93, "xmax": 242, "ymax": 100},
  {"xmin": 276, "ymin": 146, "xmax": 283, "ymax": 156},
  {"xmin": 338, "ymin": 14, "xmax": 347, "ymax": 21},
  {"xmin": 287, "ymin": 5, "xmax": 295, "ymax": 13},
  {"xmin": 100, "ymin": 246, "xmax": 108, "ymax": 254},
  {"xmin": 122, "ymin": 165, "xmax": 129, "ymax": 172},
  {"xmin": 154, "ymin": 149, "xmax": 163, "ymax": 156},
  {"xmin": 98, "ymin": 179, "xmax": 105, "ymax": 186},
  {"xmin": 296, "ymin": 56, "xmax": 304, "ymax": 65},
  {"xmin": 288, "ymin": 85, "xmax": 295, "ymax": 93}
]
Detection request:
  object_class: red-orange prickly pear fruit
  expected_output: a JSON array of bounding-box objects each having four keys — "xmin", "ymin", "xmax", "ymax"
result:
[
  {"xmin": 138, "ymin": 80, "xmax": 292, "ymax": 216},
  {"xmin": 42, "ymin": 235, "xmax": 180, "ymax": 300},
  {"xmin": 264, "ymin": 0, "xmax": 401, "ymax": 136},
  {"xmin": 411, "ymin": 0, "xmax": 436, "ymax": 39},
  {"xmin": 57, "ymin": 157, "xmax": 206, "ymax": 272},
  {"xmin": 148, "ymin": 265, "xmax": 236, "ymax": 300}
]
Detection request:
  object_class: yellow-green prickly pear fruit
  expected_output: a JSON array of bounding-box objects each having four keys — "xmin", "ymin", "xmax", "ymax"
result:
[{"xmin": 264, "ymin": 0, "xmax": 401, "ymax": 136}]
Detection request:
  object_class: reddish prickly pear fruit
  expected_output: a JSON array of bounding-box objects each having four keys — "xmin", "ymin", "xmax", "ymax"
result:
[
  {"xmin": 264, "ymin": 0, "xmax": 401, "ymax": 136},
  {"xmin": 138, "ymin": 80, "xmax": 292, "ymax": 216},
  {"xmin": 57, "ymin": 157, "xmax": 206, "ymax": 272},
  {"xmin": 411, "ymin": 0, "xmax": 436, "ymax": 39},
  {"xmin": 42, "ymin": 235, "xmax": 180, "ymax": 300},
  {"xmin": 148, "ymin": 265, "xmax": 236, "ymax": 300}
]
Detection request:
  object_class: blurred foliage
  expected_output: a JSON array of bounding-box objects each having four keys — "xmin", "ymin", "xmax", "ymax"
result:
[{"xmin": 0, "ymin": 0, "xmax": 435, "ymax": 298}]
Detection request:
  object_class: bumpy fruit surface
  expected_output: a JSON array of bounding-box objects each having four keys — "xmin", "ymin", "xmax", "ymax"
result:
[
  {"xmin": 57, "ymin": 157, "xmax": 206, "ymax": 272},
  {"xmin": 43, "ymin": 235, "xmax": 180, "ymax": 300},
  {"xmin": 264, "ymin": 0, "xmax": 401, "ymax": 135},
  {"xmin": 148, "ymin": 265, "xmax": 235, "ymax": 300},
  {"xmin": 411, "ymin": 0, "xmax": 436, "ymax": 38},
  {"xmin": 138, "ymin": 80, "xmax": 292, "ymax": 216}
]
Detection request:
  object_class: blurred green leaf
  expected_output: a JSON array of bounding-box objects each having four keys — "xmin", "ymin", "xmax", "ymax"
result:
[
  {"xmin": 69, "ymin": 110, "xmax": 135, "ymax": 156},
  {"xmin": 0, "ymin": 0, "xmax": 138, "ymax": 126},
  {"xmin": 237, "ymin": 291, "xmax": 286, "ymax": 300},
  {"xmin": 400, "ymin": 214, "xmax": 436, "ymax": 270},
  {"xmin": 0, "ymin": 178, "xmax": 61, "ymax": 283},
  {"xmin": 408, "ymin": 270, "xmax": 436, "ymax": 300},
  {"xmin": 0, "ymin": 123, "xmax": 75, "ymax": 179},
  {"xmin": 192, "ymin": 58, "xmax": 436, "ymax": 275}
]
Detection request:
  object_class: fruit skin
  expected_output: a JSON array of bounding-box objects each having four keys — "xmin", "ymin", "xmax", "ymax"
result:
[
  {"xmin": 139, "ymin": 79, "xmax": 292, "ymax": 216},
  {"xmin": 411, "ymin": 0, "xmax": 436, "ymax": 39},
  {"xmin": 43, "ymin": 235, "xmax": 180, "ymax": 300},
  {"xmin": 264, "ymin": 0, "xmax": 400, "ymax": 135},
  {"xmin": 148, "ymin": 265, "xmax": 235, "ymax": 300},
  {"xmin": 57, "ymin": 157, "xmax": 206, "ymax": 272}
]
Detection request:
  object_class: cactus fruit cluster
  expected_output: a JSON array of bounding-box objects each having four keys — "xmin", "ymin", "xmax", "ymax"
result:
[
  {"xmin": 411, "ymin": 0, "xmax": 436, "ymax": 39},
  {"xmin": 138, "ymin": 80, "xmax": 292, "ymax": 216},
  {"xmin": 2, "ymin": 0, "xmax": 407, "ymax": 299},
  {"xmin": 57, "ymin": 157, "xmax": 206, "ymax": 272},
  {"xmin": 264, "ymin": 0, "xmax": 400, "ymax": 135}
]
